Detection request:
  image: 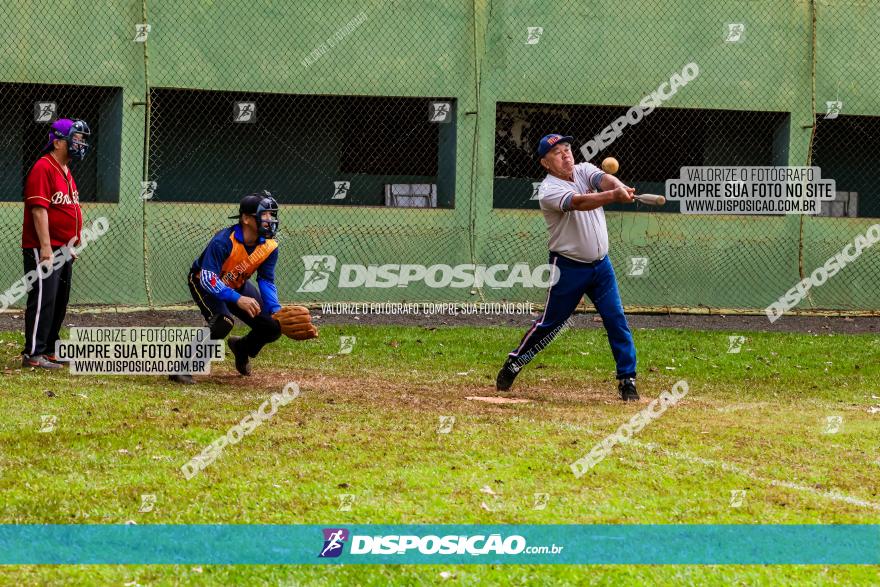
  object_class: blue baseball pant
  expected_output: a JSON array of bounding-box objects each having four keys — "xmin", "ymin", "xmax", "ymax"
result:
[{"xmin": 508, "ymin": 253, "xmax": 637, "ymax": 379}]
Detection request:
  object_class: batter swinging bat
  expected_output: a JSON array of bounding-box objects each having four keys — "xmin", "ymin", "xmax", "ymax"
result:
[{"xmin": 634, "ymin": 193, "xmax": 666, "ymax": 206}]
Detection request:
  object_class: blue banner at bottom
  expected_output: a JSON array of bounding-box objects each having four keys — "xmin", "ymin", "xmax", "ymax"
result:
[{"xmin": 0, "ymin": 525, "xmax": 877, "ymax": 565}]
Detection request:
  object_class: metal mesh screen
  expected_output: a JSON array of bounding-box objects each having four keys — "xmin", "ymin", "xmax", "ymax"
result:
[{"xmin": 1, "ymin": 0, "xmax": 878, "ymax": 312}]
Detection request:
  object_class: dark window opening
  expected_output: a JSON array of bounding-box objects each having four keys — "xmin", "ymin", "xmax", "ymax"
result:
[
  {"xmin": 812, "ymin": 115, "xmax": 880, "ymax": 218},
  {"xmin": 149, "ymin": 89, "xmax": 456, "ymax": 207},
  {"xmin": 493, "ymin": 102, "xmax": 789, "ymax": 211},
  {"xmin": 0, "ymin": 82, "xmax": 122, "ymax": 203}
]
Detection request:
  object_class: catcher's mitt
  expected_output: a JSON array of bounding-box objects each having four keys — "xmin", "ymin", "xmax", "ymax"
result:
[{"xmin": 273, "ymin": 305, "xmax": 318, "ymax": 340}]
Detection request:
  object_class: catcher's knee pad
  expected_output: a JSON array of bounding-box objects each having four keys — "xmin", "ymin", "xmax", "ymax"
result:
[{"xmin": 208, "ymin": 314, "xmax": 234, "ymax": 340}]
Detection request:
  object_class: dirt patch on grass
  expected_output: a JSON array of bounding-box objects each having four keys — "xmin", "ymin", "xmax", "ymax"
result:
[{"xmin": 196, "ymin": 366, "xmax": 630, "ymax": 421}]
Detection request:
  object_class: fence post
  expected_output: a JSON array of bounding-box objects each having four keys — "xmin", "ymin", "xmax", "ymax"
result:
[
  {"xmin": 469, "ymin": 0, "xmax": 492, "ymax": 302},
  {"xmin": 140, "ymin": 0, "xmax": 155, "ymax": 308}
]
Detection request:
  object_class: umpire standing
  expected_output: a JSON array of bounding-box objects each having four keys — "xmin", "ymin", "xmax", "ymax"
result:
[
  {"xmin": 495, "ymin": 134, "xmax": 640, "ymax": 401},
  {"xmin": 21, "ymin": 118, "xmax": 91, "ymax": 369}
]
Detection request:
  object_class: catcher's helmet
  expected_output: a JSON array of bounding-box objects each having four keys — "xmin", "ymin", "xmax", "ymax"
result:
[
  {"xmin": 231, "ymin": 190, "xmax": 279, "ymax": 239},
  {"xmin": 43, "ymin": 119, "xmax": 91, "ymax": 161}
]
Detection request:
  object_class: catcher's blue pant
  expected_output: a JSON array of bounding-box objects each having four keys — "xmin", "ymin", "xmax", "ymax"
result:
[
  {"xmin": 508, "ymin": 253, "xmax": 637, "ymax": 379},
  {"xmin": 188, "ymin": 269, "xmax": 281, "ymax": 358}
]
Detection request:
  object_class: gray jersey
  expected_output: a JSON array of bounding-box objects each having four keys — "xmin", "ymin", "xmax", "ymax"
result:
[{"xmin": 537, "ymin": 162, "xmax": 608, "ymax": 263}]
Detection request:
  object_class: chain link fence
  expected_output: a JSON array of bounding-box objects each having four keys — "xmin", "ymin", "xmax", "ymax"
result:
[{"xmin": 1, "ymin": 0, "xmax": 878, "ymax": 312}]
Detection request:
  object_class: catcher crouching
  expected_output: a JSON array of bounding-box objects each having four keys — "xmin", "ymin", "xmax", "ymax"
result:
[{"xmin": 170, "ymin": 191, "xmax": 317, "ymax": 384}]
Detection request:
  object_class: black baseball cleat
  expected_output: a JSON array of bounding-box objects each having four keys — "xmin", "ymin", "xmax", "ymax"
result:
[
  {"xmin": 22, "ymin": 353, "xmax": 62, "ymax": 370},
  {"xmin": 495, "ymin": 357, "xmax": 521, "ymax": 392},
  {"xmin": 169, "ymin": 374, "xmax": 195, "ymax": 385},
  {"xmin": 618, "ymin": 377, "xmax": 639, "ymax": 402},
  {"xmin": 227, "ymin": 336, "xmax": 252, "ymax": 376}
]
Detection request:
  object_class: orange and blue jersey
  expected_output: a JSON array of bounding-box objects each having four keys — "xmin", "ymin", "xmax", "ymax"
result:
[{"xmin": 191, "ymin": 225, "xmax": 281, "ymax": 313}]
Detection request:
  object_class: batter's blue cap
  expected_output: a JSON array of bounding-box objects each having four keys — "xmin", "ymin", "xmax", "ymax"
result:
[{"xmin": 537, "ymin": 134, "xmax": 574, "ymax": 158}]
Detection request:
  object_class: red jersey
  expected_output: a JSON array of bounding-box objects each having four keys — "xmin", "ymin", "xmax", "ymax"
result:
[{"xmin": 22, "ymin": 154, "xmax": 83, "ymax": 249}]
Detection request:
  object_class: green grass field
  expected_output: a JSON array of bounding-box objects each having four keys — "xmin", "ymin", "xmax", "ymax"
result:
[{"xmin": 1, "ymin": 323, "xmax": 879, "ymax": 585}]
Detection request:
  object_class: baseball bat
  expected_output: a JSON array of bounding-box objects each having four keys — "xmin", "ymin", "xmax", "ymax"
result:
[{"xmin": 634, "ymin": 193, "xmax": 666, "ymax": 206}]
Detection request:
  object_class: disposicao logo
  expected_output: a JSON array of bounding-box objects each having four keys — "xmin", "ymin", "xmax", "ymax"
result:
[
  {"xmin": 319, "ymin": 528, "xmax": 349, "ymax": 558},
  {"xmin": 296, "ymin": 256, "xmax": 559, "ymax": 293},
  {"xmin": 297, "ymin": 255, "xmax": 339, "ymax": 293},
  {"xmin": 317, "ymin": 530, "xmax": 561, "ymax": 558}
]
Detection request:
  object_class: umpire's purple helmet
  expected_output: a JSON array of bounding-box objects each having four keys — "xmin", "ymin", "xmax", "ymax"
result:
[{"xmin": 43, "ymin": 118, "xmax": 91, "ymax": 161}]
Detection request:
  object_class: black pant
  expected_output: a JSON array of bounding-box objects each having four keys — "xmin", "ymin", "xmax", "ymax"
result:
[
  {"xmin": 188, "ymin": 269, "xmax": 281, "ymax": 358},
  {"xmin": 23, "ymin": 247, "xmax": 73, "ymax": 357}
]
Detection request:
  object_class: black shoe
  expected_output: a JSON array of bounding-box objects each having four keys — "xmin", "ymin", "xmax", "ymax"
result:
[
  {"xmin": 22, "ymin": 354, "xmax": 63, "ymax": 370},
  {"xmin": 618, "ymin": 377, "xmax": 639, "ymax": 402},
  {"xmin": 227, "ymin": 336, "xmax": 251, "ymax": 376},
  {"xmin": 169, "ymin": 374, "xmax": 195, "ymax": 385},
  {"xmin": 495, "ymin": 357, "xmax": 521, "ymax": 392}
]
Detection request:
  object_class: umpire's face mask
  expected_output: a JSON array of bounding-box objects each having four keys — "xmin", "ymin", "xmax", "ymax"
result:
[
  {"xmin": 67, "ymin": 120, "xmax": 91, "ymax": 161},
  {"xmin": 69, "ymin": 132, "xmax": 89, "ymax": 161}
]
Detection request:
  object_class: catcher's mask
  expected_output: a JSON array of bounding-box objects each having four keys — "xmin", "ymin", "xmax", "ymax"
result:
[
  {"xmin": 231, "ymin": 191, "xmax": 279, "ymax": 239},
  {"xmin": 43, "ymin": 118, "xmax": 91, "ymax": 161}
]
